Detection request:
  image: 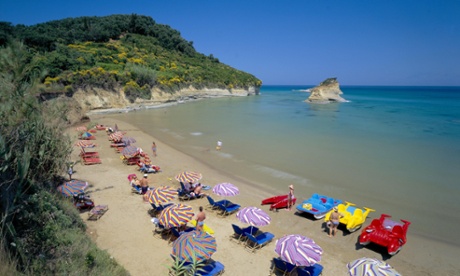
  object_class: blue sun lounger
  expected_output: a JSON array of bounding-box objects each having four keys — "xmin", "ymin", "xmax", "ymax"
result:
[
  {"xmin": 196, "ymin": 260, "xmax": 225, "ymax": 276},
  {"xmin": 245, "ymin": 232, "xmax": 275, "ymax": 252}
]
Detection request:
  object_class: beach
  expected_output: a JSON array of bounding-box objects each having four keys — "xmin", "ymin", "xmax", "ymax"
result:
[{"xmin": 72, "ymin": 117, "xmax": 458, "ymax": 276}]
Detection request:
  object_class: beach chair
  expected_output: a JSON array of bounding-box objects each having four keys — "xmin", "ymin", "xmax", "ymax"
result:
[
  {"xmin": 152, "ymin": 220, "xmax": 170, "ymax": 240},
  {"xmin": 271, "ymin": 257, "xmax": 296, "ymax": 276},
  {"xmin": 296, "ymin": 263, "xmax": 323, "ymax": 276},
  {"xmin": 196, "ymin": 260, "xmax": 225, "ymax": 276},
  {"xmin": 206, "ymin": 196, "xmax": 232, "ymax": 211},
  {"xmin": 216, "ymin": 202, "xmax": 240, "ymax": 217},
  {"xmin": 231, "ymin": 224, "xmax": 259, "ymax": 243},
  {"xmin": 80, "ymin": 149, "xmax": 99, "ymax": 158},
  {"xmin": 81, "ymin": 156, "xmax": 102, "ymax": 165},
  {"xmin": 150, "ymin": 203, "xmax": 174, "ymax": 217},
  {"xmin": 88, "ymin": 205, "xmax": 108, "ymax": 220},
  {"xmin": 245, "ymin": 232, "xmax": 275, "ymax": 252}
]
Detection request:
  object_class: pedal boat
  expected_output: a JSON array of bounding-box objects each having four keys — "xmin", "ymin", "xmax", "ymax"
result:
[
  {"xmin": 324, "ymin": 202, "xmax": 375, "ymax": 232},
  {"xmin": 359, "ymin": 214, "xmax": 410, "ymax": 255},
  {"xmin": 261, "ymin": 194, "xmax": 297, "ymax": 210},
  {"xmin": 296, "ymin": 193, "xmax": 343, "ymax": 219}
]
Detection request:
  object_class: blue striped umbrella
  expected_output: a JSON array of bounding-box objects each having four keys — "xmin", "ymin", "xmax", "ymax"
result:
[
  {"xmin": 212, "ymin": 182, "xmax": 239, "ymax": 197},
  {"xmin": 158, "ymin": 204, "xmax": 194, "ymax": 228},
  {"xmin": 121, "ymin": 145, "xmax": 139, "ymax": 158},
  {"xmin": 175, "ymin": 171, "xmax": 202, "ymax": 183},
  {"xmin": 148, "ymin": 186, "xmax": 178, "ymax": 205},
  {"xmin": 347, "ymin": 258, "xmax": 400, "ymax": 276},
  {"xmin": 275, "ymin": 234, "xmax": 322, "ymax": 266},
  {"xmin": 236, "ymin": 206, "xmax": 271, "ymax": 227},
  {"xmin": 57, "ymin": 180, "xmax": 89, "ymax": 197},
  {"xmin": 172, "ymin": 230, "xmax": 217, "ymax": 262}
]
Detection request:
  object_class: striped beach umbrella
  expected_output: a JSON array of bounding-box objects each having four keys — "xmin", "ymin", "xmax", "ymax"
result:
[
  {"xmin": 57, "ymin": 180, "xmax": 89, "ymax": 197},
  {"xmin": 109, "ymin": 132, "xmax": 123, "ymax": 141},
  {"xmin": 275, "ymin": 234, "xmax": 323, "ymax": 267},
  {"xmin": 347, "ymin": 258, "xmax": 400, "ymax": 276},
  {"xmin": 148, "ymin": 186, "xmax": 178, "ymax": 205},
  {"xmin": 158, "ymin": 204, "xmax": 194, "ymax": 228},
  {"xmin": 236, "ymin": 206, "xmax": 271, "ymax": 227},
  {"xmin": 74, "ymin": 140, "xmax": 96, "ymax": 148},
  {"xmin": 212, "ymin": 182, "xmax": 239, "ymax": 197},
  {"xmin": 121, "ymin": 136, "xmax": 136, "ymax": 145},
  {"xmin": 175, "ymin": 171, "xmax": 202, "ymax": 184},
  {"xmin": 172, "ymin": 230, "xmax": 217, "ymax": 262},
  {"xmin": 121, "ymin": 146, "xmax": 139, "ymax": 158}
]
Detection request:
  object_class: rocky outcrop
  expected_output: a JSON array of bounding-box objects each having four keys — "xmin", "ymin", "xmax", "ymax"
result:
[{"xmin": 305, "ymin": 78, "xmax": 346, "ymax": 103}]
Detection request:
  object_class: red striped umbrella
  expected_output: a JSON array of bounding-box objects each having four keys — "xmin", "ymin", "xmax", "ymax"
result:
[
  {"xmin": 275, "ymin": 234, "xmax": 323, "ymax": 266},
  {"xmin": 175, "ymin": 171, "xmax": 202, "ymax": 183},
  {"xmin": 236, "ymin": 206, "xmax": 271, "ymax": 227},
  {"xmin": 148, "ymin": 186, "xmax": 178, "ymax": 205},
  {"xmin": 172, "ymin": 230, "xmax": 217, "ymax": 262},
  {"xmin": 212, "ymin": 182, "xmax": 239, "ymax": 197},
  {"xmin": 74, "ymin": 140, "xmax": 96, "ymax": 148},
  {"xmin": 57, "ymin": 180, "xmax": 89, "ymax": 197},
  {"xmin": 158, "ymin": 204, "xmax": 194, "ymax": 228},
  {"xmin": 109, "ymin": 132, "xmax": 123, "ymax": 141},
  {"xmin": 347, "ymin": 258, "xmax": 400, "ymax": 276}
]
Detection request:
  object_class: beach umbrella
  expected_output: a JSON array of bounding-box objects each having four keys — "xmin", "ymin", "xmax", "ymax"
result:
[
  {"xmin": 212, "ymin": 182, "xmax": 239, "ymax": 197},
  {"xmin": 158, "ymin": 203, "xmax": 194, "ymax": 228},
  {"xmin": 148, "ymin": 186, "xmax": 178, "ymax": 205},
  {"xmin": 172, "ymin": 230, "xmax": 217, "ymax": 262},
  {"xmin": 347, "ymin": 258, "xmax": 400, "ymax": 276},
  {"xmin": 121, "ymin": 136, "xmax": 136, "ymax": 145},
  {"xmin": 121, "ymin": 146, "xmax": 139, "ymax": 158},
  {"xmin": 109, "ymin": 132, "xmax": 123, "ymax": 141},
  {"xmin": 74, "ymin": 140, "xmax": 96, "ymax": 148},
  {"xmin": 175, "ymin": 171, "xmax": 202, "ymax": 184},
  {"xmin": 275, "ymin": 234, "xmax": 323, "ymax": 267},
  {"xmin": 81, "ymin": 132, "xmax": 93, "ymax": 138},
  {"xmin": 57, "ymin": 180, "xmax": 89, "ymax": 197},
  {"xmin": 75, "ymin": 126, "xmax": 87, "ymax": 132},
  {"xmin": 236, "ymin": 206, "xmax": 271, "ymax": 227}
]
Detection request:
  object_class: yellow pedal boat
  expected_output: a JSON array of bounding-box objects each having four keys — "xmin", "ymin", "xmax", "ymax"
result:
[{"xmin": 324, "ymin": 202, "xmax": 375, "ymax": 232}]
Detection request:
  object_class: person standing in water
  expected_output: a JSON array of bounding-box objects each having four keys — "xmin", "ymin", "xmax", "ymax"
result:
[{"xmin": 216, "ymin": 140, "xmax": 222, "ymax": 151}]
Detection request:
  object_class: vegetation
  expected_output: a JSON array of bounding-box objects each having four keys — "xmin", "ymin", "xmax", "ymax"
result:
[
  {"xmin": 0, "ymin": 41, "xmax": 127, "ymax": 275},
  {"xmin": 0, "ymin": 14, "xmax": 261, "ymax": 103}
]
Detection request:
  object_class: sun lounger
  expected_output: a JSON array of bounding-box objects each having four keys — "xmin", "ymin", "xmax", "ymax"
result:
[
  {"xmin": 296, "ymin": 263, "xmax": 323, "ymax": 276},
  {"xmin": 196, "ymin": 260, "xmax": 225, "ymax": 276},
  {"xmin": 206, "ymin": 196, "xmax": 232, "ymax": 211},
  {"xmin": 272, "ymin": 257, "xmax": 297, "ymax": 276},
  {"xmin": 88, "ymin": 205, "xmax": 108, "ymax": 220},
  {"xmin": 80, "ymin": 149, "xmax": 99, "ymax": 158},
  {"xmin": 231, "ymin": 224, "xmax": 259, "ymax": 243},
  {"xmin": 245, "ymin": 232, "xmax": 275, "ymax": 252},
  {"xmin": 216, "ymin": 202, "xmax": 240, "ymax": 217},
  {"xmin": 123, "ymin": 156, "xmax": 140, "ymax": 165},
  {"xmin": 82, "ymin": 156, "xmax": 102, "ymax": 165}
]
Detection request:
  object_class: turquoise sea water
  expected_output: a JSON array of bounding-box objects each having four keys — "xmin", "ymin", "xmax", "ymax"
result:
[{"xmin": 107, "ymin": 85, "xmax": 460, "ymax": 246}]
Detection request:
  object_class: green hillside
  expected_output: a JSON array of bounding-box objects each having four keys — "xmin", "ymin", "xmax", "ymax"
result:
[{"xmin": 0, "ymin": 14, "xmax": 261, "ymax": 102}]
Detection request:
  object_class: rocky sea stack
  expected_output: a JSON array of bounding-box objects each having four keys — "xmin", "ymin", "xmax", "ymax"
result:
[{"xmin": 306, "ymin": 78, "xmax": 346, "ymax": 103}]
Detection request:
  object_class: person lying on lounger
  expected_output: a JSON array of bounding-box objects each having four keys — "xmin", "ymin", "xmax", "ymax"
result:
[{"xmin": 190, "ymin": 183, "xmax": 206, "ymax": 197}]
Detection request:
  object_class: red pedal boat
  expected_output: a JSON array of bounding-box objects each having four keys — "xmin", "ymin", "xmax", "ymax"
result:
[{"xmin": 261, "ymin": 195, "xmax": 297, "ymax": 210}]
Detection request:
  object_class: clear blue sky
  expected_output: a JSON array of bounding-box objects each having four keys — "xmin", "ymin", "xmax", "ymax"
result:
[{"xmin": 1, "ymin": 0, "xmax": 459, "ymax": 86}]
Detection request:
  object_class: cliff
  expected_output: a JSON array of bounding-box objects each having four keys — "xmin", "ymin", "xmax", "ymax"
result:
[{"xmin": 306, "ymin": 78, "xmax": 346, "ymax": 103}]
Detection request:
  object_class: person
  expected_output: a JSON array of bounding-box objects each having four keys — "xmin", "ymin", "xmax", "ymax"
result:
[
  {"xmin": 151, "ymin": 142, "xmax": 157, "ymax": 157},
  {"xmin": 195, "ymin": 206, "xmax": 206, "ymax": 231},
  {"xmin": 328, "ymin": 206, "xmax": 343, "ymax": 237},
  {"xmin": 67, "ymin": 164, "xmax": 73, "ymax": 181},
  {"xmin": 287, "ymin": 184, "xmax": 295, "ymax": 210},
  {"xmin": 216, "ymin": 140, "xmax": 222, "ymax": 151},
  {"xmin": 190, "ymin": 183, "xmax": 206, "ymax": 198},
  {"xmin": 139, "ymin": 174, "xmax": 150, "ymax": 194},
  {"xmin": 184, "ymin": 182, "xmax": 194, "ymax": 193},
  {"xmin": 130, "ymin": 175, "xmax": 140, "ymax": 188}
]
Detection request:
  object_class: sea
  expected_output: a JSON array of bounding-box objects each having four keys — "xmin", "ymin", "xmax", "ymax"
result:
[{"xmin": 106, "ymin": 85, "xmax": 460, "ymax": 246}]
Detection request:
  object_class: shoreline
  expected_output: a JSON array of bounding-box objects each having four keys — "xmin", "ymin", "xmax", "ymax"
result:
[{"xmin": 72, "ymin": 116, "xmax": 458, "ymax": 276}]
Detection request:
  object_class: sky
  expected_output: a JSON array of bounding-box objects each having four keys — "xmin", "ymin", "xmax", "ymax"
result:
[{"xmin": 1, "ymin": 0, "xmax": 459, "ymax": 86}]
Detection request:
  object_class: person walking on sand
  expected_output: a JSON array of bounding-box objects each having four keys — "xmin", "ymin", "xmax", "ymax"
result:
[
  {"xmin": 151, "ymin": 142, "xmax": 157, "ymax": 157},
  {"xmin": 216, "ymin": 140, "xmax": 222, "ymax": 151},
  {"xmin": 287, "ymin": 185, "xmax": 295, "ymax": 210},
  {"xmin": 195, "ymin": 206, "xmax": 206, "ymax": 231},
  {"xmin": 328, "ymin": 206, "xmax": 343, "ymax": 237}
]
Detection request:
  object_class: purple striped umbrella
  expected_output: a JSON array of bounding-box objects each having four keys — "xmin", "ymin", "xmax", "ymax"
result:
[
  {"xmin": 236, "ymin": 207, "xmax": 271, "ymax": 227},
  {"xmin": 121, "ymin": 145, "xmax": 139, "ymax": 158},
  {"xmin": 148, "ymin": 186, "xmax": 178, "ymax": 205},
  {"xmin": 347, "ymin": 258, "xmax": 400, "ymax": 276},
  {"xmin": 175, "ymin": 171, "xmax": 202, "ymax": 183},
  {"xmin": 172, "ymin": 230, "xmax": 217, "ymax": 262},
  {"xmin": 121, "ymin": 136, "xmax": 136, "ymax": 145},
  {"xmin": 275, "ymin": 234, "xmax": 323, "ymax": 266},
  {"xmin": 212, "ymin": 182, "xmax": 239, "ymax": 197},
  {"xmin": 57, "ymin": 180, "xmax": 89, "ymax": 197}
]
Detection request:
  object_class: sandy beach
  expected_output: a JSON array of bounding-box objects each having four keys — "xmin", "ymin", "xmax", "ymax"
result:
[{"xmin": 70, "ymin": 117, "xmax": 458, "ymax": 276}]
